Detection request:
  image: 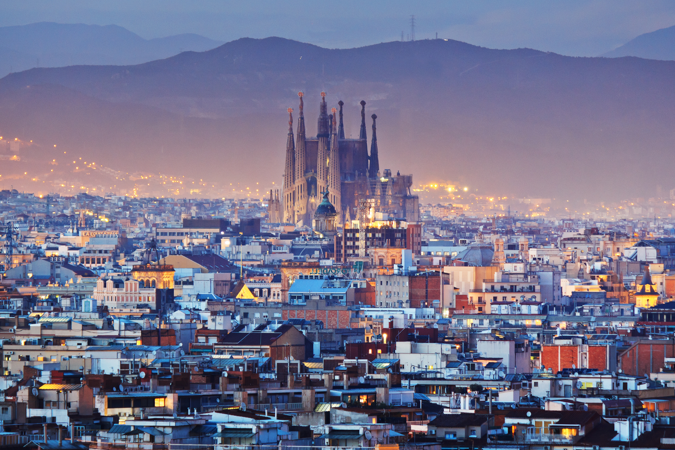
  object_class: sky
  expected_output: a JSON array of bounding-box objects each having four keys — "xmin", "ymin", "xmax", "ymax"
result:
[{"xmin": 2, "ymin": 0, "xmax": 675, "ymax": 56}]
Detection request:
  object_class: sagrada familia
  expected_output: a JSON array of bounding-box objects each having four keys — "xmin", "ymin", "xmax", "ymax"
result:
[{"xmin": 268, "ymin": 92, "xmax": 419, "ymax": 226}]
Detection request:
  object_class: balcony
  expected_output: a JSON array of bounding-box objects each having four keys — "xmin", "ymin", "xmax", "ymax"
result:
[{"xmin": 524, "ymin": 431, "xmax": 575, "ymax": 444}]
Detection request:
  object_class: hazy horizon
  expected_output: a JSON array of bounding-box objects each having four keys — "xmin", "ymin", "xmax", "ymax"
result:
[{"xmin": 2, "ymin": 0, "xmax": 675, "ymax": 56}]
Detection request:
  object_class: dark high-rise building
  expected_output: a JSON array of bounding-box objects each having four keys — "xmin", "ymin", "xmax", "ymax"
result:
[{"xmin": 283, "ymin": 93, "xmax": 419, "ymax": 225}]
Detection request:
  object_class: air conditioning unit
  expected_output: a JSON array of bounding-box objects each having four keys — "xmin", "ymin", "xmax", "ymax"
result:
[{"xmin": 7, "ymin": 352, "xmax": 14, "ymax": 355}]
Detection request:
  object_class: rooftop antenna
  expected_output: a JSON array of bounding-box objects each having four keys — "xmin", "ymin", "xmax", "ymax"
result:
[{"xmin": 410, "ymin": 15, "xmax": 416, "ymax": 41}]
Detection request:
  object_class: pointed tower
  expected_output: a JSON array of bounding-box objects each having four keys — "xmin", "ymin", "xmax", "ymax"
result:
[
  {"xmin": 316, "ymin": 92, "xmax": 330, "ymax": 198},
  {"xmin": 359, "ymin": 100, "xmax": 367, "ymax": 141},
  {"xmin": 337, "ymin": 100, "xmax": 345, "ymax": 139},
  {"xmin": 294, "ymin": 92, "xmax": 308, "ymax": 224},
  {"xmin": 635, "ymin": 265, "xmax": 659, "ymax": 309},
  {"xmin": 283, "ymin": 107, "xmax": 295, "ymax": 223},
  {"xmin": 328, "ymin": 107, "xmax": 342, "ymax": 222},
  {"xmin": 368, "ymin": 113, "xmax": 380, "ymax": 178}
]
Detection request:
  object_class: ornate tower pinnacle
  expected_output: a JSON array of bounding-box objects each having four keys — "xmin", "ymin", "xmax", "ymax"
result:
[
  {"xmin": 359, "ymin": 100, "xmax": 367, "ymax": 141},
  {"xmin": 369, "ymin": 113, "xmax": 379, "ymax": 178}
]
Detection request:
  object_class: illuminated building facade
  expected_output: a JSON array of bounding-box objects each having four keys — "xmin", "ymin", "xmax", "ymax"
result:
[
  {"xmin": 334, "ymin": 222, "xmax": 422, "ymax": 263},
  {"xmin": 131, "ymin": 264, "xmax": 175, "ymax": 289},
  {"xmin": 282, "ymin": 93, "xmax": 419, "ymax": 225}
]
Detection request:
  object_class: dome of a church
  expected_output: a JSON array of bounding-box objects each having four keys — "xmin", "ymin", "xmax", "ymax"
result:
[{"xmin": 315, "ymin": 192, "xmax": 337, "ymax": 217}]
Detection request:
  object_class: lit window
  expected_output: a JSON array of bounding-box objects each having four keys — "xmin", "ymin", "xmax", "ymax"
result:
[{"xmin": 154, "ymin": 398, "xmax": 165, "ymax": 407}]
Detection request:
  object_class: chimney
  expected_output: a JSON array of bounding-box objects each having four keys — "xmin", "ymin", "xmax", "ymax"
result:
[
  {"xmin": 43, "ymin": 424, "xmax": 48, "ymax": 444},
  {"xmin": 70, "ymin": 423, "xmax": 75, "ymax": 444},
  {"xmin": 58, "ymin": 426, "xmax": 63, "ymax": 447}
]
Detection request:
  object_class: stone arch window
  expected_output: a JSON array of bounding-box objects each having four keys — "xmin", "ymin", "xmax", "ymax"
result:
[
  {"xmin": 139, "ymin": 280, "xmax": 145, "ymax": 288},
  {"xmin": 151, "ymin": 280, "xmax": 156, "ymax": 288}
]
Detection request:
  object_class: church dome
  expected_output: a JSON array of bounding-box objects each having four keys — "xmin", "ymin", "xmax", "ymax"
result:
[{"xmin": 315, "ymin": 192, "xmax": 337, "ymax": 217}]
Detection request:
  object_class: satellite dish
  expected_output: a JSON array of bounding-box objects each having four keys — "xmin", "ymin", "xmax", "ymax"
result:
[
  {"xmin": 32, "ymin": 387, "xmax": 38, "ymax": 396},
  {"xmin": 180, "ymin": 350, "xmax": 185, "ymax": 356},
  {"xmin": 358, "ymin": 377, "xmax": 365, "ymax": 384},
  {"xmin": 140, "ymin": 371, "xmax": 146, "ymax": 379},
  {"xmin": 574, "ymin": 372, "xmax": 579, "ymax": 377},
  {"xmin": 113, "ymin": 387, "xmax": 117, "ymax": 391},
  {"xmin": 526, "ymin": 411, "xmax": 532, "ymax": 417},
  {"xmin": 222, "ymin": 371, "xmax": 228, "ymax": 377},
  {"xmin": 152, "ymin": 350, "xmax": 157, "ymax": 355},
  {"xmin": 119, "ymin": 384, "xmax": 124, "ymax": 393},
  {"xmin": 583, "ymin": 404, "xmax": 589, "ymax": 411},
  {"xmin": 364, "ymin": 430, "xmax": 372, "ymax": 441},
  {"xmin": 576, "ymin": 381, "xmax": 583, "ymax": 389},
  {"xmin": 498, "ymin": 371, "xmax": 505, "ymax": 378},
  {"xmin": 557, "ymin": 381, "xmax": 563, "ymax": 388},
  {"xmin": 194, "ymin": 366, "xmax": 199, "ymax": 373}
]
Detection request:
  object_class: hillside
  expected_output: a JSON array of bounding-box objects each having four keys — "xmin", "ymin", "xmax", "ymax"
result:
[
  {"xmin": 0, "ymin": 22, "xmax": 222, "ymax": 78},
  {"xmin": 1, "ymin": 37, "xmax": 674, "ymax": 204},
  {"xmin": 604, "ymin": 24, "xmax": 675, "ymax": 60}
]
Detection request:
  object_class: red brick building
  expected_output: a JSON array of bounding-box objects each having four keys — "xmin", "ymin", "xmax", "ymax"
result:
[
  {"xmin": 619, "ymin": 340, "xmax": 675, "ymax": 376},
  {"xmin": 541, "ymin": 343, "xmax": 616, "ymax": 373},
  {"xmin": 409, "ymin": 271, "xmax": 441, "ymax": 308}
]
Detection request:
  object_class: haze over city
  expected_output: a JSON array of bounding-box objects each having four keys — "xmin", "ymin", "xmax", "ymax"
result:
[{"xmin": 2, "ymin": 1, "xmax": 675, "ymax": 215}]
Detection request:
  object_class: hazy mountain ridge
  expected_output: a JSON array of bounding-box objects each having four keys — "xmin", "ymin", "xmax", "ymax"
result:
[
  {"xmin": 1, "ymin": 37, "xmax": 675, "ymax": 203},
  {"xmin": 0, "ymin": 22, "xmax": 223, "ymax": 78},
  {"xmin": 604, "ymin": 24, "xmax": 675, "ymax": 60}
]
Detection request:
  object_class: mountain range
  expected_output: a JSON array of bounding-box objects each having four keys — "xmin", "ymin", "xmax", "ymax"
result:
[
  {"xmin": 604, "ymin": 24, "xmax": 675, "ymax": 60},
  {"xmin": 1, "ymin": 36, "xmax": 675, "ymax": 205},
  {"xmin": 0, "ymin": 22, "xmax": 223, "ymax": 78}
]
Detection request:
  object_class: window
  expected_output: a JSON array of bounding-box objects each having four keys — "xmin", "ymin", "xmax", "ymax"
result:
[
  {"xmin": 154, "ymin": 398, "xmax": 165, "ymax": 407},
  {"xmin": 445, "ymin": 432, "xmax": 457, "ymax": 440},
  {"xmin": 470, "ymin": 430, "xmax": 477, "ymax": 437}
]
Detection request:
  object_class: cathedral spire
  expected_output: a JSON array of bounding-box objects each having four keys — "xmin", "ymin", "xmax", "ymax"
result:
[
  {"xmin": 368, "ymin": 114, "xmax": 380, "ymax": 178},
  {"xmin": 293, "ymin": 92, "xmax": 308, "ymax": 224},
  {"xmin": 329, "ymin": 107, "xmax": 342, "ymax": 219},
  {"xmin": 295, "ymin": 92, "xmax": 306, "ymax": 182},
  {"xmin": 316, "ymin": 92, "xmax": 330, "ymax": 196},
  {"xmin": 284, "ymin": 108, "xmax": 295, "ymax": 189},
  {"xmin": 317, "ymin": 92, "xmax": 329, "ymax": 138},
  {"xmin": 337, "ymin": 100, "xmax": 345, "ymax": 139},
  {"xmin": 359, "ymin": 100, "xmax": 367, "ymax": 140}
]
